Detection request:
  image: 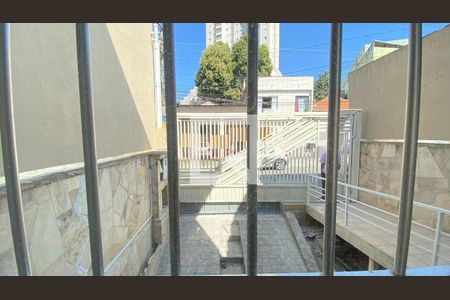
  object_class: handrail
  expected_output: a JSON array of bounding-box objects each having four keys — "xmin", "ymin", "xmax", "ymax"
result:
[
  {"xmin": 307, "ymin": 174, "xmax": 450, "ymax": 266},
  {"xmin": 308, "ymin": 174, "xmax": 450, "ymax": 215},
  {"xmin": 104, "ymin": 215, "xmax": 152, "ymax": 274}
]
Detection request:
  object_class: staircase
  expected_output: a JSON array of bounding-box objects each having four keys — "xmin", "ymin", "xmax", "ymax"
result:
[{"xmin": 217, "ymin": 118, "xmax": 318, "ymax": 185}]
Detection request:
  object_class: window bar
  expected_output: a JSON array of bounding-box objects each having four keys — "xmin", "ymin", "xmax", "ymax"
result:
[
  {"xmin": 163, "ymin": 23, "xmax": 181, "ymax": 276},
  {"xmin": 0, "ymin": 23, "xmax": 32, "ymax": 276},
  {"xmin": 75, "ymin": 23, "xmax": 104, "ymax": 276},
  {"xmin": 322, "ymin": 23, "xmax": 343, "ymax": 276},
  {"xmin": 247, "ymin": 22, "xmax": 258, "ymax": 276},
  {"xmin": 177, "ymin": 118, "xmax": 181, "ymax": 166},
  {"xmin": 190, "ymin": 120, "xmax": 193, "ymax": 168},
  {"xmin": 394, "ymin": 23, "xmax": 422, "ymax": 276},
  {"xmin": 209, "ymin": 119, "xmax": 212, "ymax": 170}
]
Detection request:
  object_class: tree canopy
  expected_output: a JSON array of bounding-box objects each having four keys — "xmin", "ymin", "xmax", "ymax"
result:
[
  {"xmin": 257, "ymin": 44, "xmax": 273, "ymax": 77},
  {"xmin": 230, "ymin": 36, "xmax": 272, "ymax": 88},
  {"xmin": 195, "ymin": 37, "xmax": 273, "ymax": 102},
  {"xmin": 195, "ymin": 42, "xmax": 239, "ymax": 100},
  {"xmin": 314, "ymin": 71, "xmax": 329, "ymax": 101}
]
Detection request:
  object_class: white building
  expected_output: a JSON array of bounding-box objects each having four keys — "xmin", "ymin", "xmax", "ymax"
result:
[
  {"xmin": 180, "ymin": 76, "xmax": 314, "ymax": 113},
  {"xmin": 152, "ymin": 23, "xmax": 165, "ymax": 128},
  {"xmin": 257, "ymin": 76, "xmax": 314, "ymax": 113},
  {"xmin": 206, "ymin": 23, "xmax": 281, "ymax": 76}
]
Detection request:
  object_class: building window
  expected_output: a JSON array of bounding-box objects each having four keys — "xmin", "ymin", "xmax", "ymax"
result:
[
  {"xmin": 262, "ymin": 97, "xmax": 272, "ymax": 110},
  {"xmin": 295, "ymin": 96, "xmax": 310, "ymax": 112}
]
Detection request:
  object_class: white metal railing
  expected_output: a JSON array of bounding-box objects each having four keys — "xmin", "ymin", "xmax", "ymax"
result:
[
  {"xmin": 177, "ymin": 112, "xmax": 358, "ymax": 186},
  {"xmin": 307, "ymin": 174, "xmax": 450, "ymax": 266}
]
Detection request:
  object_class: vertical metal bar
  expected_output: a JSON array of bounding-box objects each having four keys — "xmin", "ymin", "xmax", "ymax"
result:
[
  {"xmin": 322, "ymin": 23, "xmax": 343, "ymax": 276},
  {"xmin": 220, "ymin": 120, "xmax": 223, "ymax": 159},
  {"xmin": 234, "ymin": 121, "xmax": 238, "ymax": 156},
  {"xmin": 200, "ymin": 120, "xmax": 204, "ymax": 162},
  {"xmin": 394, "ymin": 23, "xmax": 422, "ymax": 276},
  {"xmin": 182, "ymin": 120, "xmax": 186, "ymax": 163},
  {"xmin": 201, "ymin": 120, "xmax": 204, "ymax": 166},
  {"xmin": 0, "ymin": 23, "xmax": 32, "ymax": 276},
  {"xmin": 178, "ymin": 119, "xmax": 182, "ymax": 167},
  {"xmin": 209, "ymin": 119, "xmax": 212, "ymax": 170},
  {"xmin": 75, "ymin": 23, "xmax": 104, "ymax": 276},
  {"xmin": 431, "ymin": 211, "xmax": 443, "ymax": 265},
  {"xmin": 194, "ymin": 121, "xmax": 198, "ymax": 167},
  {"xmin": 307, "ymin": 176, "xmax": 311, "ymax": 204},
  {"xmin": 344, "ymin": 185, "xmax": 349, "ymax": 226},
  {"xmin": 227, "ymin": 121, "xmax": 230, "ymax": 158},
  {"xmin": 163, "ymin": 23, "xmax": 181, "ymax": 276},
  {"xmin": 233, "ymin": 119, "xmax": 235, "ymax": 156},
  {"xmin": 190, "ymin": 120, "xmax": 193, "ymax": 168},
  {"xmin": 197, "ymin": 121, "xmax": 200, "ymax": 167},
  {"xmin": 247, "ymin": 22, "xmax": 258, "ymax": 276},
  {"xmin": 213, "ymin": 120, "xmax": 217, "ymax": 162}
]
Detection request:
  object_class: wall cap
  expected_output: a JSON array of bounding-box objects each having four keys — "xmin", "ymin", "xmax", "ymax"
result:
[
  {"xmin": 0, "ymin": 149, "xmax": 156, "ymax": 196},
  {"xmin": 361, "ymin": 139, "xmax": 450, "ymax": 145}
]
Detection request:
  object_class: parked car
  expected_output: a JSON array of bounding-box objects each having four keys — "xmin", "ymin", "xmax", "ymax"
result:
[{"xmin": 261, "ymin": 147, "xmax": 287, "ymax": 170}]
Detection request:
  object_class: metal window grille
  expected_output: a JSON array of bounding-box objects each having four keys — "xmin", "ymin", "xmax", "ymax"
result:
[{"xmin": 0, "ymin": 22, "xmax": 423, "ymax": 276}]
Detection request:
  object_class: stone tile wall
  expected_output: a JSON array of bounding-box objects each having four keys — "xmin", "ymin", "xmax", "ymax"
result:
[
  {"xmin": 0, "ymin": 155, "xmax": 152, "ymax": 276},
  {"xmin": 359, "ymin": 141, "xmax": 450, "ymax": 231}
]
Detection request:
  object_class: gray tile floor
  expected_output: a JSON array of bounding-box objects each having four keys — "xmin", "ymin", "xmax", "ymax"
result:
[{"xmin": 156, "ymin": 213, "xmax": 308, "ymax": 275}]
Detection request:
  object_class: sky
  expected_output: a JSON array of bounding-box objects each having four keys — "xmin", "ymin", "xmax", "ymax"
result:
[{"xmin": 174, "ymin": 23, "xmax": 449, "ymax": 101}]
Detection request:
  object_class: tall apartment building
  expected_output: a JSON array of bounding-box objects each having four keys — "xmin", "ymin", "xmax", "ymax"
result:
[{"xmin": 206, "ymin": 23, "xmax": 281, "ymax": 76}]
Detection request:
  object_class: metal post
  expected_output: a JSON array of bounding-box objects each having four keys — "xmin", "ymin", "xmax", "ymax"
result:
[
  {"xmin": 307, "ymin": 176, "xmax": 311, "ymax": 204},
  {"xmin": 344, "ymin": 185, "xmax": 349, "ymax": 226},
  {"xmin": 247, "ymin": 23, "xmax": 259, "ymax": 276},
  {"xmin": 394, "ymin": 23, "xmax": 422, "ymax": 276},
  {"xmin": 0, "ymin": 23, "xmax": 32, "ymax": 276},
  {"xmin": 75, "ymin": 23, "xmax": 104, "ymax": 276},
  {"xmin": 431, "ymin": 212, "xmax": 443, "ymax": 265},
  {"xmin": 163, "ymin": 23, "xmax": 181, "ymax": 276},
  {"xmin": 322, "ymin": 23, "xmax": 342, "ymax": 276}
]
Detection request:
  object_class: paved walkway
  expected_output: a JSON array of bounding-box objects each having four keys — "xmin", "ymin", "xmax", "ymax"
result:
[
  {"xmin": 306, "ymin": 202, "xmax": 450, "ymax": 269},
  {"xmin": 156, "ymin": 213, "xmax": 308, "ymax": 275}
]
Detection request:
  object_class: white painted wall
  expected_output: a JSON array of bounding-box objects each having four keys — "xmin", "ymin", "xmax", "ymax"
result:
[{"xmin": 258, "ymin": 76, "xmax": 314, "ymax": 113}]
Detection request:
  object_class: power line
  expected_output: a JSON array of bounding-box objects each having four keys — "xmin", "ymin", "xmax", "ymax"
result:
[
  {"xmin": 279, "ymin": 23, "xmax": 441, "ymax": 54},
  {"xmin": 283, "ymin": 59, "xmax": 357, "ymax": 75}
]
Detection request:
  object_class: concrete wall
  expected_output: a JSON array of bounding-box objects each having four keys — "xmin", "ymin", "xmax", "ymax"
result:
[
  {"xmin": 348, "ymin": 26, "xmax": 450, "ymax": 141},
  {"xmin": 0, "ymin": 23, "xmax": 166, "ymax": 177},
  {"xmin": 180, "ymin": 185, "xmax": 308, "ymax": 204}
]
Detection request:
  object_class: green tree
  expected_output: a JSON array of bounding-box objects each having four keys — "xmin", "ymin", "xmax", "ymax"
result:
[
  {"xmin": 195, "ymin": 38, "xmax": 273, "ymax": 102},
  {"xmin": 230, "ymin": 36, "xmax": 273, "ymax": 88},
  {"xmin": 314, "ymin": 71, "xmax": 329, "ymax": 101},
  {"xmin": 223, "ymin": 88, "xmax": 241, "ymax": 101},
  {"xmin": 230, "ymin": 36, "xmax": 248, "ymax": 85},
  {"xmin": 195, "ymin": 42, "xmax": 235, "ymax": 100},
  {"xmin": 258, "ymin": 45, "xmax": 272, "ymax": 76}
]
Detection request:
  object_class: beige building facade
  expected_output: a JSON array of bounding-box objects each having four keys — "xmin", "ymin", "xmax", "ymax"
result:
[
  {"xmin": 348, "ymin": 25, "xmax": 450, "ymax": 141},
  {"xmin": 0, "ymin": 23, "xmax": 166, "ymax": 177},
  {"xmin": 348, "ymin": 26, "xmax": 450, "ymax": 231},
  {"xmin": 0, "ymin": 23, "xmax": 169, "ymax": 276}
]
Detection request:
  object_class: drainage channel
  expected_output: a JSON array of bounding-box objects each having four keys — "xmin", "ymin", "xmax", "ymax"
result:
[{"xmin": 296, "ymin": 211, "xmax": 375, "ymax": 272}]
